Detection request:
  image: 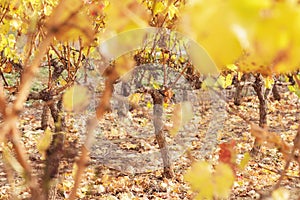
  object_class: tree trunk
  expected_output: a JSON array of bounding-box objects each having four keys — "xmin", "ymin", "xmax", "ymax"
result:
[
  {"xmin": 42, "ymin": 95, "xmax": 66, "ymax": 199},
  {"xmin": 41, "ymin": 104, "xmax": 51, "ymax": 130},
  {"xmin": 151, "ymin": 89, "xmax": 174, "ymax": 178},
  {"xmin": 272, "ymin": 83, "xmax": 281, "ymax": 101},
  {"xmin": 233, "ymin": 73, "xmax": 247, "ymax": 106},
  {"xmin": 252, "ymin": 74, "xmax": 267, "ymax": 155},
  {"xmin": 117, "ymin": 81, "xmax": 131, "ymax": 117}
]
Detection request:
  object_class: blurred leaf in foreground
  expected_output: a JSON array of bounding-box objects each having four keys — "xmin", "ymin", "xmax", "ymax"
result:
[
  {"xmin": 185, "ymin": 160, "xmax": 235, "ymax": 200},
  {"xmin": 170, "ymin": 101, "xmax": 193, "ymax": 136},
  {"xmin": 45, "ymin": 0, "xmax": 95, "ymax": 44},
  {"xmin": 37, "ymin": 128, "xmax": 53, "ymax": 160},
  {"xmin": 63, "ymin": 85, "xmax": 91, "ymax": 112}
]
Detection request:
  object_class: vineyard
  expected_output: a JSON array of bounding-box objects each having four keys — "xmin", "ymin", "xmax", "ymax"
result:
[{"xmin": 1, "ymin": 0, "xmax": 300, "ymax": 199}]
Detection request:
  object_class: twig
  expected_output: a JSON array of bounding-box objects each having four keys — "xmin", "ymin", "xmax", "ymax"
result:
[
  {"xmin": 0, "ymin": 5, "xmax": 8, "ymax": 24},
  {"xmin": 274, "ymin": 125, "xmax": 300, "ymax": 189},
  {"xmin": 0, "ymin": 78, "xmax": 7, "ymax": 116},
  {"xmin": 258, "ymin": 163, "xmax": 300, "ymax": 179}
]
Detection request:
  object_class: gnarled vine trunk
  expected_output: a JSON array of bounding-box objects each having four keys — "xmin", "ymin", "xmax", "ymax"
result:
[
  {"xmin": 151, "ymin": 89, "xmax": 174, "ymax": 178},
  {"xmin": 252, "ymin": 74, "xmax": 267, "ymax": 155}
]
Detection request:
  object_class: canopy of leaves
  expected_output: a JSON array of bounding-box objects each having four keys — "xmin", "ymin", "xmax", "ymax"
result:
[{"xmin": 180, "ymin": 0, "xmax": 300, "ymax": 75}]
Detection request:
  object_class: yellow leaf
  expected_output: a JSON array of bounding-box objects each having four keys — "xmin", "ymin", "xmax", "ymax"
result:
[
  {"xmin": 238, "ymin": 152, "xmax": 250, "ymax": 170},
  {"xmin": 7, "ymin": 34, "xmax": 15, "ymax": 48},
  {"xmin": 272, "ymin": 188, "xmax": 290, "ymax": 200},
  {"xmin": 146, "ymin": 101, "xmax": 153, "ymax": 108},
  {"xmin": 104, "ymin": 0, "xmax": 149, "ymax": 33},
  {"xmin": 214, "ymin": 163, "xmax": 235, "ymax": 199},
  {"xmin": 45, "ymin": 0, "xmax": 95, "ymax": 44},
  {"xmin": 114, "ymin": 56, "xmax": 136, "ymax": 77},
  {"xmin": 180, "ymin": 0, "xmax": 300, "ymax": 74},
  {"xmin": 37, "ymin": 128, "xmax": 53, "ymax": 160},
  {"xmin": 163, "ymin": 102, "xmax": 169, "ymax": 108},
  {"xmin": 184, "ymin": 161, "xmax": 214, "ymax": 200},
  {"xmin": 225, "ymin": 74, "xmax": 233, "ymax": 88},
  {"xmin": 170, "ymin": 102, "xmax": 193, "ymax": 136},
  {"xmin": 153, "ymin": 1, "xmax": 166, "ymax": 15},
  {"xmin": 57, "ymin": 77, "xmax": 67, "ymax": 86},
  {"xmin": 128, "ymin": 93, "xmax": 142, "ymax": 105},
  {"xmin": 151, "ymin": 81, "xmax": 161, "ymax": 90},
  {"xmin": 180, "ymin": 0, "xmax": 244, "ymax": 69},
  {"xmin": 226, "ymin": 64, "xmax": 238, "ymax": 71},
  {"xmin": 63, "ymin": 85, "xmax": 91, "ymax": 112},
  {"xmin": 217, "ymin": 76, "xmax": 226, "ymax": 88},
  {"xmin": 168, "ymin": 4, "xmax": 178, "ymax": 19},
  {"xmin": 265, "ymin": 76, "xmax": 274, "ymax": 89},
  {"xmin": 2, "ymin": 144, "xmax": 24, "ymax": 174}
]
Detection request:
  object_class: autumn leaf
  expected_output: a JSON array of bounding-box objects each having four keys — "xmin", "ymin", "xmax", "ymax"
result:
[
  {"xmin": 218, "ymin": 140, "xmax": 237, "ymax": 173},
  {"xmin": 265, "ymin": 76, "xmax": 274, "ymax": 89},
  {"xmin": 238, "ymin": 152, "xmax": 250, "ymax": 170},
  {"xmin": 37, "ymin": 128, "xmax": 53, "ymax": 160},
  {"xmin": 63, "ymin": 85, "xmax": 91, "ymax": 112},
  {"xmin": 272, "ymin": 188, "xmax": 290, "ymax": 200},
  {"xmin": 3, "ymin": 62, "xmax": 13, "ymax": 73},
  {"xmin": 214, "ymin": 163, "xmax": 235, "ymax": 199},
  {"xmin": 128, "ymin": 93, "xmax": 143, "ymax": 106},
  {"xmin": 2, "ymin": 144, "xmax": 24, "ymax": 174},
  {"xmin": 104, "ymin": 0, "xmax": 149, "ymax": 33},
  {"xmin": 184, "ymin": 161, "xmax": 214, "ymax": 200},
  {"xmin": 162, "ymin": 88, "xmax": 174, "ymax": 103},
  {"xmin": 185, "ymin": 161, "xmax": 235, "ymax": 200},
  {"xmin": 45, "ymin": 0, "xmax": 95, "ymax": 44},
  {"xmin": 114, "ymin": 55, "xmax": 136, "ymax": 78},
  {"xmin": 170, "ymin": 101, "xmax": 193, "ymax": 136}
]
